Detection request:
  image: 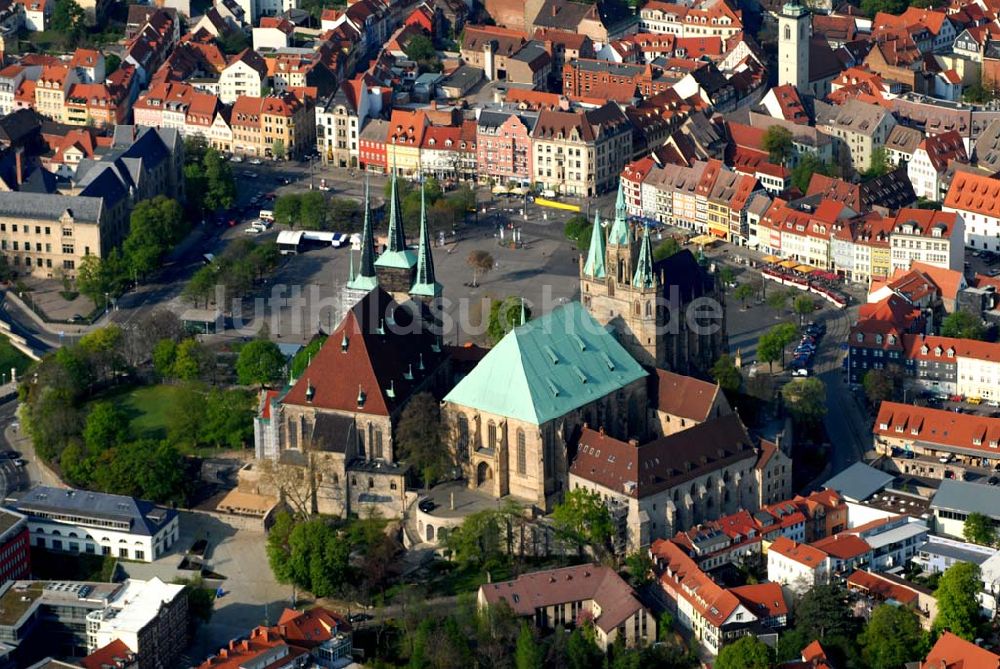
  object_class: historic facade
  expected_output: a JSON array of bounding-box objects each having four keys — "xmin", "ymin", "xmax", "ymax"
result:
[{"xmin": 580, "ymin": 183, "xmax": 727, "ymax": 374}]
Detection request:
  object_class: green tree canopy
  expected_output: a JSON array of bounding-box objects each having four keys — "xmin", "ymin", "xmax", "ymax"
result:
[
  {"xmin": 395, "ymin": 392, "xmax": 452, "ymax": 488},
  {"xmin": 963, "ymin": 511, "xmax": 996, "ymax": 547},
  {"xmin": 941, "ymin": 311, "xmax": 986, "ymax": 340},
  {"xmin": 783, "ymin": 377, "xmax": 828, "ymax": 424},
  {"xmin": 124, "ymin": 196, "xmax": 187, "ymax": 278},
  {"xmin": 934, "ymin": 562, "xmax": 984, "ymax": 640},
  {"xmin": 716, "ymin": 634, "xmax": 773, "ymax": 669},
  {"xmin": 653, "ymin": 237, "xmax": 681, "ymax": 261},
  {"xmin": 551, "ymin": 488, "xmax": 613, "ymax": 558},
  {"xmin": 515, "ymin": 623, "xmax": 543, "ymax": 669},
  {"xmin": 50, "ymin": 0, "xmax": 85, "ymax": 38},
  {"xmin": 858, "ymin": 604, "xmax": 927, "ymax": 669},
  {"xmin": 83, "ymin": 401, "xmax": 129, "ymax": 452},
  {"xmin": 265, "ymin": 513, "xmax": 351, "ymax": 598},
  {"xmin": 793, "ymin": 294, "xmax": 815, "ymax": 324},
  {"xmin": 711, "ymin": 354, "xmax": 742, "ymax": 393},
  {"xmin": 762, "ymin": 125, "xmax": 794, "ymax": 164},
  {"xmin": 734, "ymin": 282, "xmax": 755, "ymax": 308},
  {"xmin": 236, "ymin": 339, "xmax": 286, "ymax": 387},
  {"xmin": 487, "ymin": 296, "xmax": 531, "ymax": 344},
  {"xmin": 863, "ymin": 367, "xmax": 901, "ymax": 406},
  {"xmin": 791, "ymin": 154, "xmax": 839, "ymax": 193}
]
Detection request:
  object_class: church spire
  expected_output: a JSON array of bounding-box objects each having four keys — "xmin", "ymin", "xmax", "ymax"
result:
[
  {"xmin": 582, "ymin": 210, "xmax": 606, "ymax": 278},
  {"xmin": 632, "ymin": 224, "xmax": 655, "ymax": 289},
  {"xmin": 348, "ymin": 173, "xmax": 378, "ymax": 291},
  {"xmin": 386, "ymin": 156, "xmax": 407, "ymax": 253},
  {"xmin": 607, "ymin": 181, "xmax": 630, "ymax": 247},
  {"xmin": 410, "ymin": 173, "xmax": 441, "ymax": 299}
]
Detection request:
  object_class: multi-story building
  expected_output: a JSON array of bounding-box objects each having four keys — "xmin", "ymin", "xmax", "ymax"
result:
[
  {"xmin": 649, "ymin": 369, "xmax": 732, "ymax": 437},
  {"xmin": 0, "ymin": 578, "xmax": 187, "ymax": 669},
  {"xmin": 767, "ymin": 537, "xmax": 830, "ymax": 595},
  {"xmin": 907, "ymin": 130, "xmax": 967, "ymax": 202},
  {"xmin": 944, "ymin": 170, "xmax": 1000, "ymax": 252},
  {"xmin": 475, "ymin": 108, "xmax": 536, "ymax": 186},
  {"xmin": 530, "ymin": 103, "xmax": 631, "ymax": 197},
  {"xmin": 930, "ymin": 479, "xmax": 1000, "ymax": 540},
  {"xmin": 231, "ymin": 90, "xmax": 315, "ymax": 159},
  {"xmin": 419, "ymin": 124, "xmax": 465, "ymax": 182},
  {"xmin": 874, "ymin": 400, "xmax": 1000, "ymax": 473},
  {"xmin": 11, "ymin": 486, "xmax": 179, "ymax": 562},
  {"xmin": 569, "ymin": 414, "xmax": 765, "ymax": 549},
  {"xmin": 0, "ymin": 509, "xmax": 29, "ymax": 583},
  {"xmin": 34, "ymin": 65, "xmax": 76, "ymax": 121},
  {"xmin": 818, "ymin": 98, "xmax": 897, "ymax": 173},
  {"xmin": 637, "ymin": 0, "xmax": 743, "ymax": 39},
  {"xmin": 218, "ymin": 49, "xmax": 267, "ymax": 104},
  {"xmin": 315, "ymin": 75, "xmax": 377, "ymax": 168},
  {"xmin": 478, "ymin": 565, "xmax": 654, "ymax": 650},
  {"xmin": 385, "ymin": 108, "xmax": 428, "ymax": 177},
  {"xmin": 562, "ymin": 59, "xmax": 672, "ymax": 99},
  {"xmin": 888, "ymin": 209, "xmax": 964, "ymax": 274}
]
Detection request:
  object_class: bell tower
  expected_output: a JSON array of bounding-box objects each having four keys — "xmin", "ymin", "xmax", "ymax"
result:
[{"xmin": 778, "ymin": 0, "xmax": 810, "ymax": 93}]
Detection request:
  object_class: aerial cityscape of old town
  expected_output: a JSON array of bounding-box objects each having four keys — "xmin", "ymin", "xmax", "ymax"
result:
[{"xmin": 4, "ymin": 0, "xmax": 1000, "ymax": 665}]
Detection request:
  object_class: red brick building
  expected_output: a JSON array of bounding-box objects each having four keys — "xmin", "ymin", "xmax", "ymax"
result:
[
  {"xmin": 0, "ymin": 509, "xmax": 30, "ymax": 582},
  {"xmin": 359, "ymin": 118, "xmax": 388, "ymax": 172},
  {"xmin": 562, "ymin": 59, "xmax": 670, "ymax": 99}
]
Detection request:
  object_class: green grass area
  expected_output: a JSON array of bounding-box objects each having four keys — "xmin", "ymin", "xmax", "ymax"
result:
[
  {"xmin": 97, "ymin": 384, "xmax": 187, "ymax": 441},
  {"xmin": 0, "ymin": 337, "xmax": 32, "ymax": 378}
]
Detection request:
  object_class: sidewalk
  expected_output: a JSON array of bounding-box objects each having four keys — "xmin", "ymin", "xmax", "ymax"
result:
[{"xmin": 5, "ymin": 419, "xmax": 65, "ymax": 489}]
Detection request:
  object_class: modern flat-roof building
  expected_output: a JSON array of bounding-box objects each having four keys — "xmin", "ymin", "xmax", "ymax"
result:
[
  {"xmin": 912, "ymin": 535, "xmax": 998, "ymax": 574},
  {"xmin": 930, "ymin": 479, "xmax": 1000, "ymax": 538},
  {"xmin": 10, "ymin": 486, "xmax": 179, "ymax": 562},
  {"xmin": 0, "ymin": 509, "xmax": 29, "ymax": 583},
  {"xmin": 0, "ymin": 578, "xmax": 186, "ymax": 669}
]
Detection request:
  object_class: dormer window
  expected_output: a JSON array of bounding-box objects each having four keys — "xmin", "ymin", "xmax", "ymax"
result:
[
  {"xmin": 974, "ymin": 437, "xmax": 983, "ymax": 446},
  {"xmin": 948, "ymin": 348, "xmax": 955, "ymax": 357},
  {"xmin": 921, "ymin": 345, "xmax": 929, "ymax": 354},
  {"xmin": 895, "ymin": 425, "xmax": 904, "ymax": 433},
  {"xmin": 879, "ymin": 422, "xmax": 889, "ymax": 430},
  {"xmin": 856, "ymin": 333, "xmax": 864, "ymax": 343},
  {"xmin": 875, "ymin": 334, "xmax": 883, "ymax": 345},
  {"xmin": 888, "ymin": 335, "xmax": 896, "ymax": 345}
]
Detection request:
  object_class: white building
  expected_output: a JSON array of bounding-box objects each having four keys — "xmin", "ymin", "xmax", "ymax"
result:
[
  {"xmin": 767, "ymin": 536, "xmax": 829, "ymax": 595},
  {"xmin": 930, "ymin": 479, "xmax": 1000, "ymax": 539},
  {"xmin": 944, "ymin": 171, "xmax": 1000, "ymax": 252},
  {"xmin": 777, "ymin": 0, "xmax": 809, "ymax": 92},
  {"xmin": 12, "ymin": 486, "xmax": 180, "ymax": 562},
  {"xmin": 252, "ymin": 17, "xmax": 294, "ymax": 51},
  {"xmin": 86, "ymin": 577, "xmax": 188, "ymax": 657},
  {"xmin": 219, "ymin": 51, "xmax": 267, "ymax": 104},
  {"xmin": 913, "ymin": 535, "xmax": 998, "ymax": 574},
  {"xmin": 888, "ymin": 209, "xmax": 965, "ymax": 274}
]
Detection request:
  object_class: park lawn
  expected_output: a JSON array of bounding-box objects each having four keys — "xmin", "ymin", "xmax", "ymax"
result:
[{"xmin": 102, "ymin": 384, "xmax": 187, "ymax": 441}]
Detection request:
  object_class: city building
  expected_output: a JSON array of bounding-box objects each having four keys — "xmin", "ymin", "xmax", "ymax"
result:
[
  {"xmin": 944, "ymin": 170, "xmax": 1000, "ymax": 252},
  {"xmin": 231, "ymin": 90, "xmax": 316, "ymax": 159},
  {"xmin": 316, "ymin": 76, "xmax": 378, "ymax": 168},
  {"xmin": 568, "ymin": 413, "xmax": 765, "ymax": 548},
  {"xmin": 929, "ymin": 479, "xmax": 1000, "ymax": 539},
  {"xmin": 0, "ymin": 578, "xmax": 187, "ymax": 669},
  {"xmin": 767, "ymin": 537, "xmax": 829, "ymax": 595},
  {"xmin": 475, "ymin": 108, "xmax": 536, "ymax": 186},
  {"xmin": 478, "ymin": 564, "xmax": 654, "ymax": 650},
  {"xmin": 907, "ymin": 130, "xmax": 968, "ymax": 202},
  {"xmin": 11, "ymin": 486, "xmax": 179, "ymax": 562},
  {"xmin": 818, "ymin": 99, "xmax": 898, "ymax": 173},
  {"xmin": 0, "ymin": 509, "xmax": 29, "ymax": 583},
  {"xmin": 847, "ymin": 570, "xmax": 936, "ymax": 629},
  {"xmin": 920, "ymin": 632, "xmax": 1000, "ymax": 669},
  {"xmin": 887, "ymin": 209, "xmax": 964, "ymax": 274},
  {"xmin": 649, "ymin": 369, "xmax": 732, "ymax": 437},
  {"xmin": 219, "ymin": 49, "xmax": 267, "ymax": 104}
]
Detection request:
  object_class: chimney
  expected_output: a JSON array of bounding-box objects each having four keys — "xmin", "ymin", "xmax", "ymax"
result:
[
  {"xmin": 14, "ymin": 148, "xmax": 23, "ymax": 187},
  {"xmin": 430, "ymin": 100, "xmax": 437, "ymax": 110},
  {"xmin": 551, "ymin": 4, "xmax": 557, "ymax": 15},
  {"xmin": 628, "ymin": 438, "xmax": 639, "ymax": 447}
]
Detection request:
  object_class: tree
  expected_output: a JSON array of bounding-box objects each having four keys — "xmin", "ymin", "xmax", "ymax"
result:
[
  {"xmin": 711, "ymin": 354, "xmax": 742, "ymax": 393},
  {"xmin": 203, "ymin": 148, "xmax": 236, "ymax": 211},
  {"xmin": 201, "ymin": 388, "xmax": 254, "ymax": 449},
  {"xmin": 298, "ymin": 191, "xmax": 328, "ymax": 230},
  {"xmin": 783, "ymin": 377, "xmax": 828, "ymax": 425},
  {"xmin": 266, "ymin": 513, "xmax": 352, "ymax": 598},
  {"xmin": 236, "ymin": 339, "xmax": 286, "ymax": 387},
  {"xmin": 757, "ymin": 331, "xmax": 784, "ymax": 373},
  {"xmin": 734, "ymin": 282, "xmax": 755, "ymax": 309},
  {"xmin": 624, "ymin": 550, "xmax": 653, "ymax": 587},
  {"xmin": 467, "ymin": 250, "xmax": 494, "ymax": 287},
  {"xmin": 653, "ymin": 237, "xmax": 681, "ymax": 261},
  {"xmin": 791, "ymin": 154, "xmax": 838, "ymax": 193},
  {"xmin": 487, "ymin": 296, "xmax": 530, "ymax": 344},
  {"xmin": 50, "ymin": 0, "xmax": 85, "ymax": 38},
  {"xmin": 444, "ymin": 509, "xmax": 503, "ymax": 569},
  {"xmin": 934, "ymin": 562, "xmax": 984, "ymax": 640},
  {"xmin": 793, "ymin": 294, "xmax": 815, "ymax": 325},
  {"xmin": 105, "ymin": 54, "xmax": 121, "ymax": 76},
  {"xmin": 716, "ymin": 634, "xmax": 773, "ymax": 669},
  {"xmin": 964, "ymin": 82, "xmax": 994, "ymax": 104},
  {"xmin": 762, "ymin": 126, "xmax": 794, "ymax": 164},
  {"xmin": 153, "ymin": 339, "xmax": 178, "ymax": 377},
  {"xmin": 794, "ymin": 584, "xmax": 859, "ymax": 643},
  {"xmin": 173, "ymin": 338, "xmax": 209, "ymax": 381},
  {"xmin": 515, "ymin": 623, "xmax": 543, "ymax": 669},
  {"xmin": 124, "ymin": 196, "xmax": 186, "ymax": 278},
  {"xmin": 83, "ymin": 402, "xmax": 128, "ymax": 452},
  {"xmin": 860, "ymin": 0, "xmax": 905, "ymax": 17},
  {"xmin": 863, "ymin": 366, "xmax": 902, "ymax": 406},
  {"xmin": 174, "ymin": 575, "xmax": 215, "ymax": 635},
  {"xmin": 858, "ymin": 604, "xmax": 926, "ymax": 669},
  {"xmin": 551, "ymin": 488, "xmax": 613, "ymax": 557},
  {"xmin": 290, "ymin": 336, "xmax": 326, "ymax": 379},
  {"xmin": 395, "ymin": 392, "xmax": 451, "ymax": 488},
  {"xmin": 963, "ymin": 511, "xmax": 996, "ymax": 547},
  {"xmin": 941, "ymin": 311, "xmax": 986, "ymax": 340},
  {"xmin": 271, "ymin": 139, "xmax": 286, "ymax": 161},
  {"xmin": 862, "ymin": 147, "xmax": 892, "ymax": 180},
  {"xmin": 766, "ymin": 290, "xmax": 788, "ymax": 312},
  {"xmin": 405, "ymin": 35, "xmax": 437, "ymax": 62},
  {"xmin": 719, "ymin": 266, "xmax": 735, "ymax": 288},
  {"xmin": 217, "ymin": 29, "xmax": 250, "ymax": 55},
  {"xmin": 566, "ymin": 623, "xmax": 602, "ymax": 669}
]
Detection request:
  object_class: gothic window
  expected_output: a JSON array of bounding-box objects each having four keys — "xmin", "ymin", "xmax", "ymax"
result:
[
  {"xmin": 645, "ymin": 301, "xmax": 652, "ymax": 317},
  {"xmin": 457, "ymin": 414, "xmax": 469, "ymax": 458},
  {"xmin": 517, "ymin": 429, "xmax": 526, "ymax": 475},
  {"xmin": 374, "ymin": 429, "xmax": 384, "ymax": 459},
  {"xmin": 784, "ymin": 25, "xmax": 791, "ymax": 40},
  {"xmin": 488, "ymin": 421, "xmax": 497, "ymax": 449},
  {"xmin": 634, "ymin": 301, "xmax": 641, "ymax": 315}
]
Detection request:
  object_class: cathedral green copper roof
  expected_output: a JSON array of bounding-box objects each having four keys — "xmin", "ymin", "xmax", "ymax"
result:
[
  {"xmin": 582, "ymin": 211, "xmax": 606, "ymax": 278},
  {"xmin": 443, "ymin": 302, "xmax": 647, "ymax": 425},
  {"xmin": 607, "ymin": 181, "xmax": 630, "ymax": 247}
]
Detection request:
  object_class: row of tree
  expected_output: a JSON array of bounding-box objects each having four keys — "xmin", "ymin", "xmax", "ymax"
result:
[
  {"xmin": 184, "ymin": 238, "xmax": 281, "ymax": 308},
  {"xmin": 184, "ymin": 138, "xmax": 238, "ymax": 217},
  {"xmin": 77, "ymin": 196, "xmax": 189, "ymax": 307}
]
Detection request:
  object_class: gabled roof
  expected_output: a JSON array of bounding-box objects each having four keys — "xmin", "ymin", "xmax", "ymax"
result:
[
  {"xmin": 944, "ymin": 171, "xmax": 1000, "ymax": 218},
  {"xmin": 922, "ymin": 631, "xmax": 1000, "ymax": 669},
  {"xmin": 13, "ymin": 485, "xmax": 176, "ymax": 536},
  {"xmin": 444, "ymin": 302, "xmax": 646, "ymax": 425},
  {"xmin": 769, "ymin": 536, "xmax": 827, "ymax": 568},
  {"xmin": 652, "ymin": 369, "xmax": 721, "ymax": 422},
  {"xmin": 651, "ymin": 538, "xmax": 744, "ymax": 628},
  {"xmin": 822, "ymin": 461, "xmax": 893, "ymax": 502},
  {"xmin": 876, "ymin": 400, "xmax": 1000, "ymax": 456},
  {"xmin": 283, "ymin": 288, "xmax": 446, "ymax": 416}
]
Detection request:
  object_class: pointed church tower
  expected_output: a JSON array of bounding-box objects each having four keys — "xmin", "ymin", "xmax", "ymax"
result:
[
  {"xmin": 632, "ymin": 224, "xmax": 655, "ymax": 289},
  {"xmin": 410, "ymin": 175, "xmax": 441, "ymax": 302},
  {"xmin": 375, "ymin": 163, "xmax": 418, "ymax": 302},
  {"xmin": 582, "ymin": 211, "xmax": 606, "ymax": 279},
  {"xmin": 606, "ymin": 182, "xmax": 636, "ymax": 286},
  {"xmin": 341, "ymin": 175, "xmax": 381, "ymax": 323}
]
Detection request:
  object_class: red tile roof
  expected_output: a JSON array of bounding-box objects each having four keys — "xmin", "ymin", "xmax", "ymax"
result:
[
  {"xmin": 811, "ymin": 533, "xmax": 871, "ymax": 560},
  {"xmin": 944, "ymin": 171, "xmax": 1000, "ymax": 219},
  {"xmin": 875, "ymin": 401, "xmax": 1000, "ymax": 453},
  {"xmin": 651, "ymin": 538, "xmax": 742, "ymax": 628},
  {"xmin": 730, "ymin": 582, "xmax": 788, "ymax": 619},
  {"xmin": 80, "ymin": 639, "xmax": 136, "ymax": 669},
  {"xmin": 653, "ymin": 369, "xmax": 721, "ymax": 422},
  {"xmin": 769, "ymin": 536, "xmax": 827, "ymax": 568},
  {"xmin": 922, "ymin": 631, "xmax": 1000, "ymax": 669},
  {"xmin": 846, "ymin": 569, "xmax": 920, "ymax": 606},
  {"xmin": 275, "ymin": 606, "xmax": 351, "ymax": 648}
]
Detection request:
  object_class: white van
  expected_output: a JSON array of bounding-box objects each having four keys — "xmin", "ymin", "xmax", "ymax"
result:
[
  {"xmin": 250, "ymin": 219, "xmax": 269, "ymax": 231},
  {"xmin": 259, "ymin": 210, "xmax": 275, "ymax": 222},
  {"xmin": 541, "ymin": 189, "xmax": 557, "ymax": 199}
]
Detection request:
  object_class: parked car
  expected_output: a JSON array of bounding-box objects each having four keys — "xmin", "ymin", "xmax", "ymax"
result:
[
  {"xmin": 231, "ymin": 155, "xmax": 243, "ymax": 163},
  {"xmin": 989, "ymin": 476, "xmax": 1000, "ymax": 486},
  {"xmin": 949, "ymin": 394, "xmax": 964, "ymax": 402},
  {"xmin": 939, "ymin": 454, "xmax": 953, "ymax": 463},
  {"xmin": 249, "ymin": 158, "xmax": 263, "ymax": 165},
  {"xmin": 13, "ymin": 459, "xmax": 25, "ymax": 468},
  {"xmin": 792, "ymin": 368, "xmax": 810, "ymax": 377},
  {"xmin": 968, "ymin": 397, "xmax": 983, "ymax": 405},
  {"xmin": 418, "ymin": 499, "xmax": 436, "ymax": 513}
]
